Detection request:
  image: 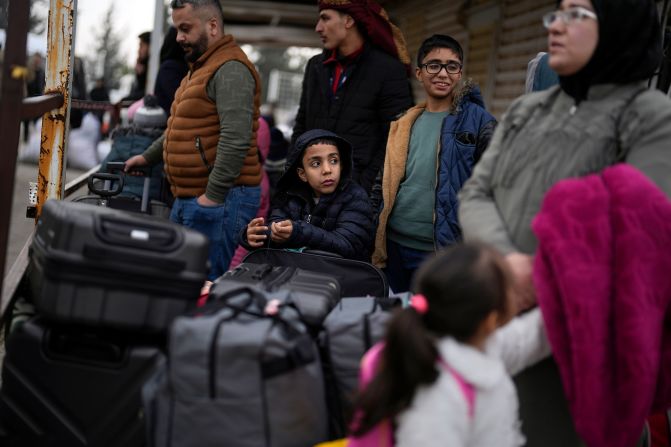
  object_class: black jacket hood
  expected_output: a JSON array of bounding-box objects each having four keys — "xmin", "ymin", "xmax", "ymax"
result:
[{"xmin": 277, "ymin": 129, "xmax": 354, "ymax": 195}]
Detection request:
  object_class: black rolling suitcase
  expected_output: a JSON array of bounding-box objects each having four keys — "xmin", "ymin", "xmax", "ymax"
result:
[
  {"xmin": 0, "ymin": 317, "xmax": 165, "ymax": 447},
  {"xmin": 29, "ymin": 199, "xmax": 209, "ymax": 332}
]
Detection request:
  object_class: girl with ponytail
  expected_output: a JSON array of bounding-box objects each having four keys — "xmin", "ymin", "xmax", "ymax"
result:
[{"xmin": 348, "ymin": 243, "xmax": 551, "ymax": 446}]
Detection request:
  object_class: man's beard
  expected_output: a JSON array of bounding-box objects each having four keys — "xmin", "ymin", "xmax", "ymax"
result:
[{"xmin": 183, "ymin": 32, "xmax": 209, "ymax": 63}]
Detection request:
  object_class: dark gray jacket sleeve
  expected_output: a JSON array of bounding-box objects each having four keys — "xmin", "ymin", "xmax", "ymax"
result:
[
  {"xmin": 623, "ymin": 91, "xmax": 671, "ymax": 199},
  {"xmin": 475, "ymin": 119, "xmax": 497, "ymax": 164},
  {"xmin": 142, "ymin": 134, "xmax": 165, "ymax": 165},
  {"xmin": 458, "ymin": 114, "xmax": 517, "ymax": 255},
  {"xmin": 205, "ymin": 61, "xmax": 256, "ymax": 203}
]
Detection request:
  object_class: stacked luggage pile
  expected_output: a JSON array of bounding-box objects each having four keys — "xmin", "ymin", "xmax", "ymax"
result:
[
  {"xmin": 0, "ymin": 200, "xmax": 404, "ymax": 447},
  {"xmin": 0, "ymin": 199, "xmax": 209, "ymax": 447}
]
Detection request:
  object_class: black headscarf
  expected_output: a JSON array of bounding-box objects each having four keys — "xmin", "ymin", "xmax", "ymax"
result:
[
  {"xmin": 559, "ymin": 0, "xmax": 662, "ymax": 101},
  {"xmin": 160, "ymin": 27, "xmax": 186, "ymax": 63}
]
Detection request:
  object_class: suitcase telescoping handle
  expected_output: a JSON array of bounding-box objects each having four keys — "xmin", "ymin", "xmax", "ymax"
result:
[{"xmin": 111, "ymin": 162, "xmax": 153, "ymax": 213}]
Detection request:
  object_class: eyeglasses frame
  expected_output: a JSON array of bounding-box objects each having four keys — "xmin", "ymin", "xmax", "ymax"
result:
[
  {"xmin": 542, "ymin": 6, "xmax": 598, "ymax": 29},
  {"xmin": 420, "ymin": 61, "xmax": 463, "ymax": 76}
]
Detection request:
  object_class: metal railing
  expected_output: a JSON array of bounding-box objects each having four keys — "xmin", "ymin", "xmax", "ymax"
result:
[
  {"xmin": 1, "ymin": 165, "xmax": 99, "ymax": 315},
  {"xmin": 0, "ymin": 0, "xmax": 78, "ymax": 313}
]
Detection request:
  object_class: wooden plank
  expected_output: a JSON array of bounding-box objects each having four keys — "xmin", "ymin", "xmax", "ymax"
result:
[{"xmin": 497, "ymin": 37, "xmax": 547, "ymax": 57}]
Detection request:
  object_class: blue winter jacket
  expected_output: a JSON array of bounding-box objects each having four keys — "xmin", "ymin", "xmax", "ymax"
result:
[
  {"xmin": 373, "ymin": 83, "xmax": 496, "ymax": 266},
  {"xmin": 435, "ymin": 85, "xmax": 497, "ymax": 246},
  {"xmin": 242, "ymin": 129, "xmax": 374, "ymax": 261}
]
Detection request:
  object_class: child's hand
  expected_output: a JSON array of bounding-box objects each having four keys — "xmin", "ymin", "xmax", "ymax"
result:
[
  {"xmin": 270, "ymin": 220, "xmax": 293, "ymax": 243},
  {"xmin": 246, "ymin": 217, "xmax": 269, "ymax": 248}
]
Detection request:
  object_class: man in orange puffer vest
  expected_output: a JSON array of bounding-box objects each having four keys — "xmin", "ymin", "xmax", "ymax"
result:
[{"xmin": 126, "ymin": 0, "xmax": 262, "ymax": 280}]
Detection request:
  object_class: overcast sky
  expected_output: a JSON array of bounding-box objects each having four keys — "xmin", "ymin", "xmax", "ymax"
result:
[
  {"xmin": 76, "ymin": 0, "xmax": 159, "ymax": 65},
  {"xmin": 28, "ymin": 0, "xmax": 161, "ymax": 65}
]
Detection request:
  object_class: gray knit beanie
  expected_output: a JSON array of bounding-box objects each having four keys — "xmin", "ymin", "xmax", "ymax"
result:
[{"xmin": 134, "ymin": 95, "xmax": 167, "ymax": 129}]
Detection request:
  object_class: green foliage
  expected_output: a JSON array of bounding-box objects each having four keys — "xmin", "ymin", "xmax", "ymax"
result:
[{"xmin": 85, "ymin": 3, "xmax": 128, "ymax": 90}]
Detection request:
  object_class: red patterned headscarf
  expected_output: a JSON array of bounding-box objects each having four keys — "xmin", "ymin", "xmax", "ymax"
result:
[{"xmin": 318, "ymin": 0, "xmax": 411, "ymax": 69}]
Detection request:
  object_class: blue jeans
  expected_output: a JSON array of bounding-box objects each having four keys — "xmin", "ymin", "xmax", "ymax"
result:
[
  {"xmin": 384, "ymin": 239, "xmax": 433, "ymax": 293},
  {"xmin": 170, "ymin": 185, "xmax": 260, "ymax": 280}
]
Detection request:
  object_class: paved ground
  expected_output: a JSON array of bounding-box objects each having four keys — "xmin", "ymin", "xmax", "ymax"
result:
[{"xmin": 4, "ymin": 161, "xmax": 87, "ymax": 277}]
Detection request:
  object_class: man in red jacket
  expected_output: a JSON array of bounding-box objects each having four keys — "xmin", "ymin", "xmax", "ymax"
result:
[{"xmin": 292, "ymin": 0, "xmax": 413, "ymax": 203}]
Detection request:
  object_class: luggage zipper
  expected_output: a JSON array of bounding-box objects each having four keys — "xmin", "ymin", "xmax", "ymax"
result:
[{"xmin": 306, "ymin": 214, "xmax": 311, "ymax": 223}]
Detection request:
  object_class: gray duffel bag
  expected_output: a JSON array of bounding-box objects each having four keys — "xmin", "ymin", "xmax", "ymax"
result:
[
  {"xmin": 319, "ymin": 295, "xmax": 406, "ymax": 435},
  {"xmin": 143, "ymin": 286, "xmax": 329, "ymax": 447}
]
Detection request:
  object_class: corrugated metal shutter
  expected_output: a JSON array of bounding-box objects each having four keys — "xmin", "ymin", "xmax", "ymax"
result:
[{"xmin": 490, "ymin": 0, "xmax": 555, "ymax": 117}]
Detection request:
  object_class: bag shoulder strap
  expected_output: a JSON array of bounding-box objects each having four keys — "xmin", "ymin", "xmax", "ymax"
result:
[
  {"xmin": 359, "ymin": 343, "xmax": 385, "ymax": 387},
  {"xmin": 361, "ymin": 345, "xmax": 476, "ymax": 419},
  {"xmin": 439, "ymin": 359, "xmax": 476, "ymax": 420}
]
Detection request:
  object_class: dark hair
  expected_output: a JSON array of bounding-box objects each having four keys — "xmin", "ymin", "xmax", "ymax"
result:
[
  {"xmin": 300, "ymin": 138, "xmax": 340, "ymax": 168},
  {"xmin": 416, "ymin": 34, "xmax": 463, "ymax": 67},
  {"xmin": 138, "ymin": 31, "xmax": 151, "ymax": 44},
  {"xmin": 306, "ymin": 138, "xmax": 339, "ymax": 150},
  {"xmin": 170, "ymin": 0, "xmax": 224, "ymax": 24},
  {"xmin": 351, "ymin": 243, "xmax": 511, "ymax": 435},
  {"xmin": 159, "ymin": 26, "xmax": 186, "ymax": 63}
]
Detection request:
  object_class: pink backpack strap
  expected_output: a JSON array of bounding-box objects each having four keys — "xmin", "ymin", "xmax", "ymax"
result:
[
  {"xmin": 347, "ymin": 343, "xmax": 394, "ymax": 447},
  {"xmin": 439, "ymin": 359, "xmax": 476, "ymax": 419},
  {"xmin": 359, "ymin": 342, "xmax": 385, "ymax": 387}
]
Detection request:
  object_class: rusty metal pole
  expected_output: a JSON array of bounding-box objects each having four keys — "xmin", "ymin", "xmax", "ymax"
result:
[
  {"xmin": 35, "ymin": 0, "xmax": 78, "ymax": 219},
  {"xmin": 0, "ymin": 0, "xmax": 31, "ymax": 292}
]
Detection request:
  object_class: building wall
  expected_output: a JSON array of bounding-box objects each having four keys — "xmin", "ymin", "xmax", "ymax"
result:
[{"xmin": 384, "ymin": 0, "xmax": 555, "ymax": 117}]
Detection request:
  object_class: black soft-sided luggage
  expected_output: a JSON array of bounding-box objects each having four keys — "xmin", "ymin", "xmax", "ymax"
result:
[
  {"xmin": 0, "ymin": 317, "xmax": 165, "ymax": 447},
  {"xmin": 29, "ymin": 199, "xmax": 209, "ymax": 332},
  {"xmin": 242, "ymin": 249, "xmax": 388, "ymax": 298},
  {"xmin": 213, "ymin": 262, "xmax": 341, "ymax": 326}
]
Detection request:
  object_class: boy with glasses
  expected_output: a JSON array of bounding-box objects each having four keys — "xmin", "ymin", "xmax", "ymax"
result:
[{"xmin": 372, "ymin": 34, "xmax": 496, "ymax": 292}]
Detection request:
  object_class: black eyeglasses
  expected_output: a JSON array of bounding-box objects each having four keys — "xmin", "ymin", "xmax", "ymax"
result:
[{"xmin": 421, "ymin": 61, "xmax": 462, "ymax": 75}]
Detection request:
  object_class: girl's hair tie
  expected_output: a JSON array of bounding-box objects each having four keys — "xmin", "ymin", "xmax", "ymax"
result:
[{"xmin": 410, "ymin": 294, "xmax": 429, "ymax": 315}]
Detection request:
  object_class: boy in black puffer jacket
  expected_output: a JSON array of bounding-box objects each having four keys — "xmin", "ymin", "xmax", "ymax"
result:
[{"xmin": 241, "ymin": 129, "xmax": 373, "ymax": 261}]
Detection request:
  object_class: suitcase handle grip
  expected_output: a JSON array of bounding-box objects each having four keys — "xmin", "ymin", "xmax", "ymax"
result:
[
  {"xmin": 96, "ymin": 216, "xmax": 182, "ymax": 252},
  {"xmin": 207, "ymin": 285, "xmax": 269, "ymax": 313},
  {"xmin": 88, "ymin": 173, "xmax": 124, "ymax": 197},
  {"xmin": 47, "ymin": 329, "xmax": 126, "ymax": 365}
]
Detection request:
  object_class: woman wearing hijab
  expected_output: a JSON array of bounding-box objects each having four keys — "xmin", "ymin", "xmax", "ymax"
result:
[
  {"xmin": 458, "ymin": 0, "xmax": 671, "ymax": 445},
  {"xmin": 154, "ymin": 26, "xmax": 188, "ymax": 116}
]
